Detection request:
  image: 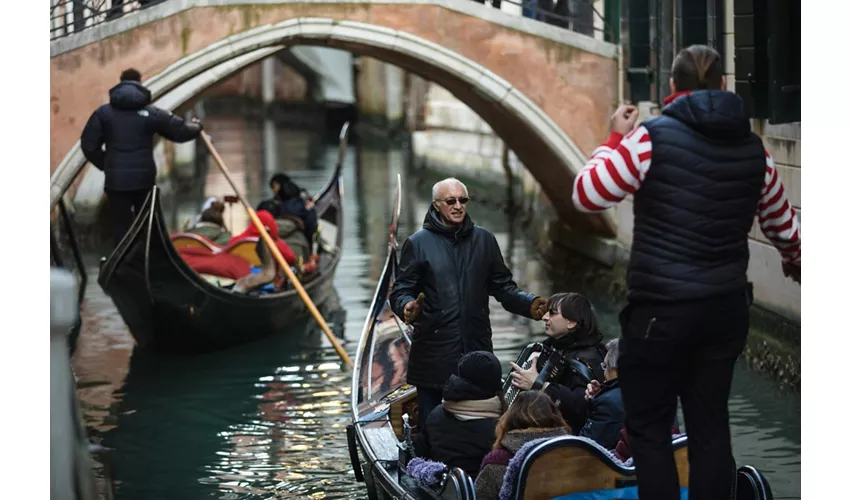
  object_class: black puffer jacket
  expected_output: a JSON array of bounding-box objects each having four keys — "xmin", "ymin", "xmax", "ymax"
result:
[
  {"xmin": 80, "ymin": 81, "xmax": 202, "ymax": 192},
  {"xmin": 630, "ymin": 90, "xmax": 766, "ymax": 303},
  {"xmin": 537, "ymin": 331, "xmax": 606, "ymax": 432},
  {"xmin": 390, "ymin": 207, "xmax": 538, "ymax": 388}
]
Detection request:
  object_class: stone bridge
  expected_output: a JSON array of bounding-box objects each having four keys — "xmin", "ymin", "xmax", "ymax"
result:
[{"xmin": 50, "ymin": 0, "xmax": 620, "ymax": 237}]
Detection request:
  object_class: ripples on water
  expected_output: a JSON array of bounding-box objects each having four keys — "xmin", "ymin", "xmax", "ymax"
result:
[{"xmin": 72, "ymin": 117, "xmax": 800, "ymax": 499}]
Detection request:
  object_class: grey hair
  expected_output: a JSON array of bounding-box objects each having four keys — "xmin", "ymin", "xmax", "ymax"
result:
[
  {"xmin": 432, "ymin": 177, "xmax": 468, "ymax": 202},
  {"xmin": 604, "ymin": 338, "xmax": 620, "ymax": 370}
]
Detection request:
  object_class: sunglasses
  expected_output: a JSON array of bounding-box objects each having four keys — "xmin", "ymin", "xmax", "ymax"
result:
[{"xmin": 437, "ymin": 197, "xmax": 470, "ymax": 206}]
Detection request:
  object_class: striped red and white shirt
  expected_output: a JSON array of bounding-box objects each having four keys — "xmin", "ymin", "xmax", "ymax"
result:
[{"xmin": 572, "ymin": 126, "xmax": 801, "ymax": 264}]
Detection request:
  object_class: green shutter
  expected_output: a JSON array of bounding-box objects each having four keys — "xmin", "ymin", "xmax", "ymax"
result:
[
  {"xmin": 733, "ymin": 0, "xmax": 770, "ymax": 119},
  {"xmin": 626, "ymin": 0, "xmax": 653, "ymax": 102},
  {"xmin": 766, "ymin": 0, "xmax": 800, "ymax": 124}
]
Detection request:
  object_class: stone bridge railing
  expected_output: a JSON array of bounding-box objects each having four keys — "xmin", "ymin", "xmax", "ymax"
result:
[{"xmin": 50, "ymin": 0, "xmax": 617, "ymax": 43}]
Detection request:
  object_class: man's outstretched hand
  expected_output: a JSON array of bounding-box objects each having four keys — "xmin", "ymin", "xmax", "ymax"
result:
[
  {"xmin": 530, "ymin": 297, "xmax": 548, "ymax": 321},
  {"xmin": 403, "ymin": 293, "xmax": 425, "ymax": 324}
]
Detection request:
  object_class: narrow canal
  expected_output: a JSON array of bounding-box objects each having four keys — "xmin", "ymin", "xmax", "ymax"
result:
[{"xmin": 71, "ymin": 112, "xmax": 801, "ymax": 499}]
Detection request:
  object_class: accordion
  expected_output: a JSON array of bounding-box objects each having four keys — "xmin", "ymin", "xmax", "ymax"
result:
[{"xmin": 502, "ymin": 342, "xmax": 598, "ymax": 408}]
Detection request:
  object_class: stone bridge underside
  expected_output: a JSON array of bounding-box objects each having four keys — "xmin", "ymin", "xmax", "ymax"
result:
[{"xmin": 50, "ymin": 0, "xmax": 620, "ymax": 236}]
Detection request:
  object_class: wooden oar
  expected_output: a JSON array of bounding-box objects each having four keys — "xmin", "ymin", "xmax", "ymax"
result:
[{"xmin": 200, "ymin": 132, "xmax": 353, "ymax": 368}]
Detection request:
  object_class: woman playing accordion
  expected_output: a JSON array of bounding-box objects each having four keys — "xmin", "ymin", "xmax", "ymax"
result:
[{"xmin": 506, "ymin": 292, "xmax": 608, "ymax": 432}]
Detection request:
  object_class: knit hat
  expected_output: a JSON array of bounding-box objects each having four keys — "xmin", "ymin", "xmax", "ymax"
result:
[{"xmin": 457, "ymin": 351, "xmax": 503, "ymax": 396}]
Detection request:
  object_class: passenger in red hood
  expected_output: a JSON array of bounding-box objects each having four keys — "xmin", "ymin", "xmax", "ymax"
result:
[{"xmin": 227, "ymin": 210, "xmax": 296, "ymax": 266}]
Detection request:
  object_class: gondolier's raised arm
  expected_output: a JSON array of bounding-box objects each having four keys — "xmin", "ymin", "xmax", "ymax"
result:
[
  {"xmin": 572, "ymin": 126, "xmax": 801, "ymax": 264},
  {"xmin": 571, "ymin": 126, "xmax": 652, "ymax": 213}
]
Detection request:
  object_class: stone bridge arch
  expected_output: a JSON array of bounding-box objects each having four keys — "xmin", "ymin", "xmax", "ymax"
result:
[{"xmin": 50, "ymin": 1, "xmax": 619, "ymax": 236}]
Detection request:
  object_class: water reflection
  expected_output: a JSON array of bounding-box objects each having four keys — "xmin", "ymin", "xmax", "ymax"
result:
[
  {"xmin": 362, "ymin": 306, "xmax": 411, "ymax": 401},
  {"xmin": 73, "ymin": 116, "xmax": 800, "ymax": 500}
]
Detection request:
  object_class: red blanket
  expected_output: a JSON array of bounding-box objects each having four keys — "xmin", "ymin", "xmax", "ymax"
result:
[{"xmin": 177, "ymin": 247, "xmax": 251, "ymax": 279}]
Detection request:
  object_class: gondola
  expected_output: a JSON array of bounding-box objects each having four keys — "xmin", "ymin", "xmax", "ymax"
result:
[
  {"xmin": 347, "ymin": 176, "xmax": 775, "ymax": 500},
  {"xmin": 97, "ymin": 131, "xmax": 346, "ymax": 355}
]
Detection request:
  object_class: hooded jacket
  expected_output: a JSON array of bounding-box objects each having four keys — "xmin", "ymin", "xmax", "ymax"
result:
[
  {"xmin": 80, "ymin": 80, "xmax": 202, "ymax": 192},
  {"xmin": 390, "ymin": 206, "xmax": 538, "ymax": 388},
  {"xmin": 628, "ymin": 90, "xmax": 767, "ymax": 302}
]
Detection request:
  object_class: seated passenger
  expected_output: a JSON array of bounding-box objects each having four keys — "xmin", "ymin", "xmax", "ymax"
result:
[
  {"xmin": 414, "ymin": 351, "xmax": 505, "ymax": 478},
  {"xmin": 507, "ymin": 292, "xmax": 607, "ymax": 431},
  {"xmin": 580, "ymin": 338, "xmax": 625, "ymax": 450},
  {"xmin": 257, "ymin": 199, "xmax": 311, "ymax": 263},
  {"xmin": 186, "ymin": 200, "xmax": 231, "ymax": 246},
  {"xmin": 474, "ymin": 391, "xmax": 570, "ymax": 499},
  {"xmin": 188, "ymin": 196, "xmax": 218, "ymax": 227},
  {"xmin": 260, "ymin": 173, "xmax": 319, "ymax": 243},
  {"xmin": 227, "ymin": 209, "xmax": 297, "ymax": 267}
]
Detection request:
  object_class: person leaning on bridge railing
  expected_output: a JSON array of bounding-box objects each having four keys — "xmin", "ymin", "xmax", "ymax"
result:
[
  {"xmin": 570, "ymin": 44, "xmax": 801, "ymax": 500},
  {"xmin": 80, "ymin": 68, "xmax": 204, "ymax": 248}
]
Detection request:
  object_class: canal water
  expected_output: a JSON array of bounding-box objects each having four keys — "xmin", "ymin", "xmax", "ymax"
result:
[{"xmin": 72, "ymin": 114, "xmax": 801, "ymax": 499}]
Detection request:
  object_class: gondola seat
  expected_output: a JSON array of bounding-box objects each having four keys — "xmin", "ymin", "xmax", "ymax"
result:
[
  {"xmin": 170, "ymin": 232, "xmax": 220, "ymax": 252},
  {"xmin": 504, "ymin": 435, "xmax": 690, "ymax": 500},
  {"xmin": 546, "ymin": 466, "xmax": 774, "ymax": 500},
  {"xmin": 223, "ymin": 237, "xmax": 263, "ymax": 266},
  {"xmin": 176, "ymin": 246, "xmax": 252, "ymax": 280}
]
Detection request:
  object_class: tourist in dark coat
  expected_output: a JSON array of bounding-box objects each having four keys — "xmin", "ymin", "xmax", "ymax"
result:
[
  {"xmin": 580, "ymin": 338, "xmax": 625, "ymax": 450},
  {"xmin": 80, "ymin": 68, "xmax": 203, "ymax": 247},
  {"xmin": 414, "ymin": 351, "xmax": 505, "ymax": 478},
  {"xmin": 389, "ymin": 177, "xmax": 547, "ymax": 428},
  {"xmin": 258, "ymin": 173, "xmax": 319, "ymax": 243}
]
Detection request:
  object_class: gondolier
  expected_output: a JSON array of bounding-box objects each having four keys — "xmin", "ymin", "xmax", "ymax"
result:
[
  {"xmin": 571, "ymin": 45, "xmax": 801, "ymax": 500},
  {"xmin": 80, "ymin": 68, "xmax": 203, "ymax": 247},
  {"xmin": 389, "ymin": 177, "xmax": 548, "ymax": 428}
]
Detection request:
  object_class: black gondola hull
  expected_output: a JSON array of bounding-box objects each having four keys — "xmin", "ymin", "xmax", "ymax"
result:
[{"xmin": 98, "ymin": 164, "xmax": 344, "ymax": 354}]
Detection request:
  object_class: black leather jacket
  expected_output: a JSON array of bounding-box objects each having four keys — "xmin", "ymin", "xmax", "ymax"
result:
[{"xmin": 390, "ymin": 207, "xmax": 538, "ymax": 387}]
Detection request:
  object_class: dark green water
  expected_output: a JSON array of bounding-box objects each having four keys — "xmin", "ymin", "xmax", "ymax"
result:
[{"xmin": 72, "ymin": 116, "xmax": 800, "ymax": 499}]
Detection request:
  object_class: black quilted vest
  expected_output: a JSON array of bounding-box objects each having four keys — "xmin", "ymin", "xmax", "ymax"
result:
[{"xmin": 628, "ymin": 91, "xmax": 766, "ymax": 303}]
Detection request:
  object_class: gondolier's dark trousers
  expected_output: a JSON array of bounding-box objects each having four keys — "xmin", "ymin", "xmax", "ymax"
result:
[
  {"xmin": 415, "ymin": 386, "xmax": 443, "ymax": 432},
  {"xmin": 618, "ymin": 289, "xmax": 751, "ymax": 500},
  {"xmin": 107, "ymin": 189, "xmax": 151, "ymax": 248}
]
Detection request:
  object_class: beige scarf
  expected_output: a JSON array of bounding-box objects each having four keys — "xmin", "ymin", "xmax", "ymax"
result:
[{"xmin": 442, "ymin": 396, "xmax": 502, "ymax": 421}]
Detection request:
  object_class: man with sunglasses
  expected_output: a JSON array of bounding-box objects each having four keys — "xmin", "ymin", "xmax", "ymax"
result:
[{"xmin": 390, "ymin": 177, "xmax": 548, "ymax": 428}]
